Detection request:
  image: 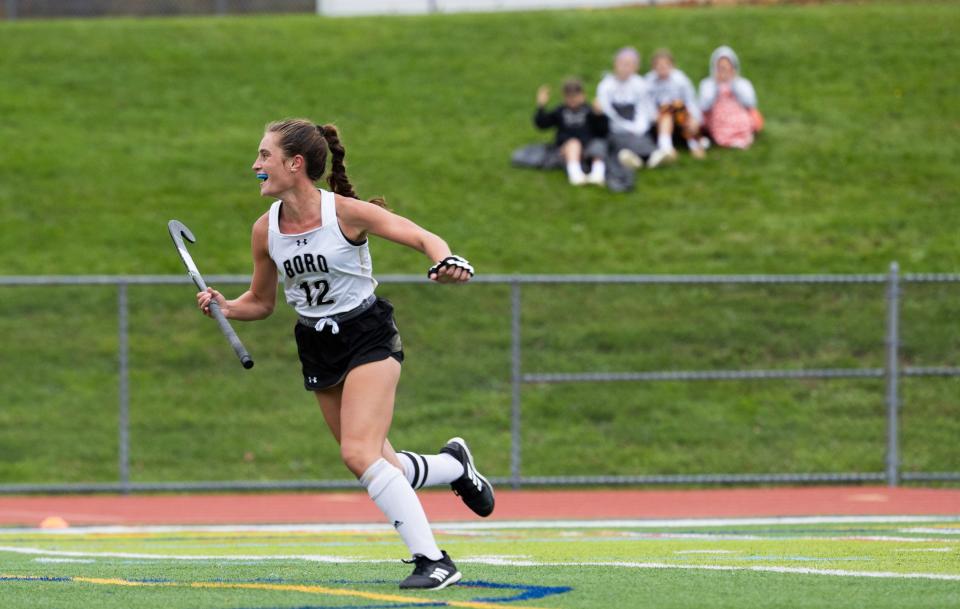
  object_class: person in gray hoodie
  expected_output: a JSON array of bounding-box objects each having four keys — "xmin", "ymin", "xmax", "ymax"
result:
[
  {"xmin": 698, "ymin": 45, "xmax": 764, "ymax": 149},
  {"xmin": 645, "ymin": 48, "xmax": 705, "ymax": 163},
  {"xmin": 596, "ymin": 46, "xmax": 659, "ymax": 192}
]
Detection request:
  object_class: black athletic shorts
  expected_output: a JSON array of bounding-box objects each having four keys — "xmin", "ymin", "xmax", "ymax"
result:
[{"xmin": 294, "ymin": 297, "xmax": 404, "ymax": 391}]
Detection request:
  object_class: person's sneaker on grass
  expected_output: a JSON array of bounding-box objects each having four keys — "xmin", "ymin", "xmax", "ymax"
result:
[
  {"xmin": 567, "ymin": 166, "xmax": 588, "ymax": 186},
  {"xmin": 399, "ymin": 550, "xmax": 462, "ymax": 590},
  {"xmin": 646, "ymin": 147, "xmax": 676, "ymax": 169},
  {"xmin": 440, "ymin": 437, "xmax": 495, "ymax": 517},
  {"xmin": 617, "ymin": 148, "xmax": 644, "ymax": 170},
  {"xmin": 586, "ymin": 163, "xmax": 606, "ymax": 186}
]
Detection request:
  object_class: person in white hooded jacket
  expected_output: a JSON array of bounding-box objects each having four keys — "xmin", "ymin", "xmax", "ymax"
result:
[
  {"xmin": 698, "ymin": 45, "xmax": 764, "ymax": 149},
  {"xmin": 596, "ymin": 47, "xmax": 659, "ymax": 192}
]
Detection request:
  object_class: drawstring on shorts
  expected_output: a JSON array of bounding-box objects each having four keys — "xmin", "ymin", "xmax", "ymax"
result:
[
  {"xmin": 298, "ymin": 294, "xmax": 377, "ymax": 334},
  {"xmin": 314, "ymin": 318, "xmax": 340, "ymax": 334}
]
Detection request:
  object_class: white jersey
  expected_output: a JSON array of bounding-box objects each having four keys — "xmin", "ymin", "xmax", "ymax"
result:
[{"xmin": 267, "ymin": 189, "xmax": 377, "ymax": 318}]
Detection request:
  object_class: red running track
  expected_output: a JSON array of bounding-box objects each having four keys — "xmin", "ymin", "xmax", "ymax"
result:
[{"xmin": 0, "ymin": 487, "xmax": 958, "ymax": 527}]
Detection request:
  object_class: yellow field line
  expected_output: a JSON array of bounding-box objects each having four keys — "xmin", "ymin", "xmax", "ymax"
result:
[
  {"xmin": 74, "ymin": 576, "xmax": 177, "ymax": 588},
  {"xmin": 29, "ymin": 575, "xmax": 558, "ymax": 609}
]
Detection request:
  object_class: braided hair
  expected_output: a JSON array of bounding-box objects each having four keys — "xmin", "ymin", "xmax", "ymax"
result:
[{"xmin": 265, "ymin": 118, "xmax": 386, "ymax": 208}]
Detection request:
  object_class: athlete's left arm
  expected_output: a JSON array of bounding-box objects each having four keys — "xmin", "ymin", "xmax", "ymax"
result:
[{"xmin": 335, "ymin": 194, "xmax": 471, "ymax": 283}]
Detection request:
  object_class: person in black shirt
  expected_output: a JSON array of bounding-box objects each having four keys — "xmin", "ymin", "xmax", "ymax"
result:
[{"xmin": 534, "ymin": 78, "xmax": 608, "ymax": 186}]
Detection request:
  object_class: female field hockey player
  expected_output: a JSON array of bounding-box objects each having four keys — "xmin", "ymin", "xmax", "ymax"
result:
[{"xmin": 196, "ymin": 119, "xmax": 494, "ymax": 590}]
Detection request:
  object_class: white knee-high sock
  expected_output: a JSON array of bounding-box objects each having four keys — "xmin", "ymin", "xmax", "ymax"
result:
[
  {"xmin": 658, "ymin": 132, "xmax": 674, "ymax": 151},
  {"xmin": 360, "ymin": 458, "xmax": 442, "ymax": 560},
  {"xmin": 398, "ymin": 451, "xmax": 465, "ymax": 490}
]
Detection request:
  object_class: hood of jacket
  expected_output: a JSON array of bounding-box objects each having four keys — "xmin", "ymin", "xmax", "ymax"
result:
[{"xmin": 710, "ymin": 45, "xmax": 740, "ymax": 77}]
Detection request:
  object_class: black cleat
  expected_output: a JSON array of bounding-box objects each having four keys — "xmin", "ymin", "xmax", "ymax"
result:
[
  {"xmin": 399, "ymin": 550, "xmax": 462, "ymax": 590},
  {"xmin": 440, "ymin": 437, "xmax": 495, "ymax": 517}
]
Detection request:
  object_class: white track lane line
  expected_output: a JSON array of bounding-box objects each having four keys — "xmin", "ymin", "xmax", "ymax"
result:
[{"xmin": 2, "ymin": 515, "xmax": 959, "ymax": 535}]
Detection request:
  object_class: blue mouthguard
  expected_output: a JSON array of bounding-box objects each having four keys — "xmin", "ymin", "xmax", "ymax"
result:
[{"xmin": 256, "ymin": 173, "xmax": 269, "ymax": 181}]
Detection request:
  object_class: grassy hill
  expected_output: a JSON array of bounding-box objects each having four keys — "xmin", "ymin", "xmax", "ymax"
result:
[{"xmin": 0, "ymin": 1, "xmax": 957, "ymax": 486}]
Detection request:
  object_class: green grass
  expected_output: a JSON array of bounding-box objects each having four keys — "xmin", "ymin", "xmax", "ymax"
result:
[
  {"xmin": 1, "ymin": 519, "xmax": 959, "ymax": 608},
  {"xmin": 0, "ymin": 2, "xmax": 958, "ymax": 484}
]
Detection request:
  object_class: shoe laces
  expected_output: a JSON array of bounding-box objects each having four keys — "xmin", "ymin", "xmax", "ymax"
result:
[{"xmin": 402, "ymin": 554, "xmax": 432, "ymax": 575}]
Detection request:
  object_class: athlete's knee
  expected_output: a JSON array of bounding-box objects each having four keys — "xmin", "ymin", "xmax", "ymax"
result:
[
  {"xmin": 358, "ymin": 457, "xmax": 404, "ymax": 500},
  {"xmin": 341, "ymin": 442, "xmax": 382, "ymax": 477}
]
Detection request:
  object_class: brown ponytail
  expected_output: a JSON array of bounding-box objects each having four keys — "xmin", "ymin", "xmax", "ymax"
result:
[{"xmin": 265, "ymin": 118, "xmax": 386, "ymax": 208}]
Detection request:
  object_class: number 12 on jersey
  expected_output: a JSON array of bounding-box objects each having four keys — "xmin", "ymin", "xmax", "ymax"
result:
[{"xmin": 299, "ymin": 280, "xmax": 335, "ymax": 307}]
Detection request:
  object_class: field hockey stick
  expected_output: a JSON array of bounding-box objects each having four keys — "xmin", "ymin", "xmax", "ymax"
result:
[{"xmin": 168, "ymin": 220, "xmax": 254, "ymax": 370}]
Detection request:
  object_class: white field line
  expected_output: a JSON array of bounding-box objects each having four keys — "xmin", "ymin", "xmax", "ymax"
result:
[
  {"xmin": 470, "ymin": 558, "xmax": 960, "ymax": 582},
  {"xmin": 2, "ymin": 545, "xmax": 959, "ymax": 582},
  {"xmin": 2, "ymin": 515, "xmax": 959, "ymax": 536},
  {"xmin": 834, "ymin": 535, "xmax": 955, "ymax": 543},
  {"xmin": 0, "ymin": 546, "xmax": 378, "ymax": 563},
  {"xmin": 901, "ymin": 527, "xmax": 960, "ymax": 535}
]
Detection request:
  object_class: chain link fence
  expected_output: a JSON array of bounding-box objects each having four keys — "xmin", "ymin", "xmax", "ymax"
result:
[{"xmin": 1, "ymin": 265, "xmax": 958, "ymax": 494}]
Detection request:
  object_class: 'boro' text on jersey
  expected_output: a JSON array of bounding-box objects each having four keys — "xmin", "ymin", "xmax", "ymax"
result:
[{"xmin": 267, "ymin": 189, "xmax": 377, "ymax": 317}]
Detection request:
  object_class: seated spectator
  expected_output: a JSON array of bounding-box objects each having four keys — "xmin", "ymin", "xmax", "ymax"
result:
[
  {"xmin": 534, "ymin": 78, "xmax": 608, "ymax": 186},
  {"xmin": 596, "ymin": 46, "xmax": 658, "ymax": 192},
  {"xmin": 645, "ymin": 48, "xmax": 705, "ymax": 163},
  {"xmin": 699, "ymin": 45, "xmax": 764, "ymax": 149}
]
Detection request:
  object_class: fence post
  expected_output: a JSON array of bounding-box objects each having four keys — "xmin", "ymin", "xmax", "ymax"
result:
[
  {"xmin": 215, "ymin": 0, "xmax": 227, "ymax": 16},
  {"xmin": 884, "ymin": 261, "xmax": 901, "ymax": 487},
  {"xmin": 510, "ymin": 281, "xmax": 522, "ymax": 489},
  {"xmin": 118, "ymin": 282, "xmax": 131, "ymax": 494},
  {"xmin": 5, "ymin": 0, "xmax": 16, "ymax": 19}
]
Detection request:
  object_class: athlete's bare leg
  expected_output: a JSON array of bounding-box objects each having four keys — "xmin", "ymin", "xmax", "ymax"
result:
[
  {"xmin": 313, "ymin": 358, "xmax": 404, "ymax": 476},
  {"xmin": 323, "ymin": 357, "xmax": 444, "ymax": 564},
  {"xmin": 314, "ymin": 382, "xmax": 403, "ymax": 470}
]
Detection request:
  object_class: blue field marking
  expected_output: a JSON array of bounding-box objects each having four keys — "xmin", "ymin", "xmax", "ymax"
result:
[
  {"xmin": 1, "ymin": 575, "xmax": 557, "ymax": 609},
  {"xmin": 0, "ymin": 575, "xmax": 71, "ymax": 582},
  {"xmin": 331, "ymin": 579, "xmax": 573, "ymax": 604},
  {"xmin": 460, "ymin": 580, "xmax": 573, "ymax": 603}
]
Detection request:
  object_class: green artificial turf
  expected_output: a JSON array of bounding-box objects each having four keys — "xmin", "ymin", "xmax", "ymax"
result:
[
  {"xmin": 0, "ymin": 2, "xmax": 957, "ymax": 485},
  {"xmin": 1, "ymin": 520, "xmax": 959, "ymax": 608}
]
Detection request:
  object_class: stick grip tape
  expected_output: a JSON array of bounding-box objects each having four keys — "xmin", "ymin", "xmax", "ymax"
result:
[{"xmin": 207, "ymin": 300, "xmax": 254, "ymax": 369}]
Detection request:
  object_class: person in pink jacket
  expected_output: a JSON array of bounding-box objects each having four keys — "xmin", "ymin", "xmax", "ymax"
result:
[{"xmin": 699, "ymin": 46, "xmax": 764, "ymax": 149}]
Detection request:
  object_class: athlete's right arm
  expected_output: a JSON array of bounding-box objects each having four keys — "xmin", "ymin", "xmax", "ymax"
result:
[{"xmin": 196, "ymin": 214, "xmax": 277, "ymax": 321}]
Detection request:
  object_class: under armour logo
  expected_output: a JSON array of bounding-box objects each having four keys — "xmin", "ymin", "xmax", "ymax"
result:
[
  {"xmin": 296, "ymin": 238, "xmax": 308, "ymax": 246},
  {"xmin": 307, "ymin": 377, "xmax": 318, "ymax": 384}
]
